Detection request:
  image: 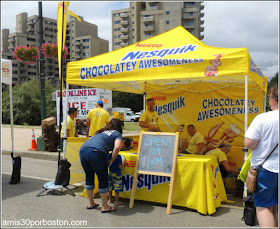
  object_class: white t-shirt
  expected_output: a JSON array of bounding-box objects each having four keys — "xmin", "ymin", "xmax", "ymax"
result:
[{"xmin": 245, "ymin": 109, "xmax": 279, "ymax": 173}]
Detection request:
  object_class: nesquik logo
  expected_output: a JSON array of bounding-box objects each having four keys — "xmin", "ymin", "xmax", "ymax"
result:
[{"xmin": 204, "ymin": 54, "xmax": 223, "ymax": 77}]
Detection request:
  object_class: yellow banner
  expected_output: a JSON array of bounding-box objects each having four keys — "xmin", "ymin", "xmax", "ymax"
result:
[
  {"xmin": 66, "ymin": 26, "xmax": 267, "ymax": 94},
  {"xmin": 65, "ymin": 138, "xmax": 226, "ymax": 215}
]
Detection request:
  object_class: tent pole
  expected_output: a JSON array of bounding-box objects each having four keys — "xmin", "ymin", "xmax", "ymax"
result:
[
  {"xmin": 63, "ymin": 84, "xmax": 69, "ymax": 159},
  {"xmin": 263, "ymin": 92, "xmax": 267, "ymax": 112},
  {"xmin": 9, "ymin": 83, "xmax": 14, "ymax": 155},
  {"xmin": 244, "ymin": 74, "xmax": 249, "ymax": 198}
]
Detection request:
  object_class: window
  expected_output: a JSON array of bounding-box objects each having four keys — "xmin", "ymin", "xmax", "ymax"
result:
[
  {"xmin": 83, "ymin": 52, "xmax": 89, "ymax": 56},
  {"xmin": 166, "ymin": 11, "xmax": 169, "ymax": 15},
  {"xmin": 12, "ymin": 63, "xmax": 17, "ymax": 67},
  {"xmin": 76, "ymin": 40, "xmax": 80, "ymax": 43},
  {"xmin": 132, "ymin": 6, "xmax": 134, "ymax": 9},
  {"xmin": 83, "ymin": 45, "xmax": 89, "ymax": 49},
  {"xmin": 132, "ymin": 14, "xmax": 134, "ymax": 17},
  {"xmin": 114, "ymin": 42, "xmax": 120, "ymax": 45},
  {"xmin": 145, "ymin": 15, "xmax": 151, "ymax": 17},
  {"xmin": 72, "ymin": 23, "xmax": 74, "ymax": 26},
  {"xmin": 114, "ymin": 35, "xmax": 121, "ymax": 38},
  {"xmin": 114, "ymin": 20, "xmax": 121, "ymax": 24},
  {"xmin": 12, "ymin": 71, "xmax": 17, "ymax": 74},
  {"xmin": 132, "ymin": 29, "xmax": 135, "ymax": 31},
  {"xmin": 187, "ymin": 21, "xmax": 194, "ymax": 26},
  {"xmin": 83, "ymin": 39, "xmax": 89, "ymax": 42},
  {"xmin": 189, "ymin": 2, "xmax": 195, "ymax": 5},
  {"xmin": 72, "ymin": 30, "xmax": 74, "ymax": 33},
  {"xmin": 114, "ymin": 27, "xmax": 121, "ymax": 31},
  {"xmin": 28, "ymin": 72, "xmax": 36, "ymax": 75},
  {"xmin": 132, "ymin": 36, "xmax": 134, "ymax": 39},
  {"xmin": 132, "ymin": 21, "xmax": 134, "ymax": 24},
  {"xmin": 114, "ymin": 13, "xmax": 120, "ymax": 17},
  {"xmin": 166, "ymin": 21, "xmax": 169, "ymax": 25},
  {"xmin": 187, "ymin": 12, "xmax": 194, "ymax": 16}
]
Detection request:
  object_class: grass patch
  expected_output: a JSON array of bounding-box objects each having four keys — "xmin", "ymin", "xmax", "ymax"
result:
[{"xmin": 123, "ymin": 122, "xmax": 141, "ymax": 132}]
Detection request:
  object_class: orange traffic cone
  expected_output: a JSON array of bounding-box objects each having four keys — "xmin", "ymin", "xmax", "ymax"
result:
[{"xmin": 28, "ymin": 129, "xmax": 37, "ymax": 151}]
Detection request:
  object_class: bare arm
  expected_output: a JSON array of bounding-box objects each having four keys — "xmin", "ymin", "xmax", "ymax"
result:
[
  {"xmin": 108, "ymin": 139, "xmax": 122, "ymax": 167},
  {"xmin": 222, "ymin": 161, "xmax": 240, "ymax": 175},
  {"xmin": 119, "ymin": 161, "xmax": 127, "ymax": 169},
  {"xmin": 86, "ymin": 118, "xmax": 90, "ymax": 137},
  {"xmin": 196, "ymin": 142, "xmax": 205, "ymax": 154},
  {"xmin": 66, "ymin": 129, "xmax": 70, "ymax": 137},
  {"xmin": 244, "ymin": 138, "xmax": 259, "ymax": 150},
  {"xmin": 75, "ymin": 129, "xmax": 79, "ymax": 137},
  {"xmin": 139, "ymin": 121, "xmax": 160, "ymax": 132},
  {"xmin": 106, "ymin": 121, "xmax": 109, "ymax": 126}
]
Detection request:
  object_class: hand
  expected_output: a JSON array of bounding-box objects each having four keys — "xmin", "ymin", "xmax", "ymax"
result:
[
  {"xmin": 123, "ymin": 160, "xmax": 127, "ymax": 166},
  {"xmin": 108, "ymin": 160, "xmax": 113, "ymax": 167},
  {"xmin": 234, "ymin": 170, "xmax": 240, "ymax": 176},
  {"xmin": 150, "ymin": 126, "xmax": 159, "ymax": 132}
]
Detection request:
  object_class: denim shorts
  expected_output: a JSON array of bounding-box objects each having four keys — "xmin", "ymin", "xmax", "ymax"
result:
[
  {"xmin": 253, "ymin": 167, "xmax": 278, "ymax": 207},
  {"xmin": 79, "ymin": 148, "xmax": 109, "ymax": 193}
]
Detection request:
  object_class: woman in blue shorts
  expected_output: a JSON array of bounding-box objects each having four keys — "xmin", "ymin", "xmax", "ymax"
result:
[
  {"xmin": 79, "ymin": 118, "xmax": 123, "ymax": 213},
  {"xmin": 245, "ymin": 85, "xmax": 279, "ymax": 227}
]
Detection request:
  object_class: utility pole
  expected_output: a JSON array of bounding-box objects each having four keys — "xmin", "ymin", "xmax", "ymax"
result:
[{"xmin": 38, "ymin": 1, "xmax": 46, "ymax": 125}]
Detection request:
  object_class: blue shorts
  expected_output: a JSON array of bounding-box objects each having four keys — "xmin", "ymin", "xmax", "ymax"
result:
[{"xmin": 253, "ymin": 167, "xmax": 278, "ymax": 207}]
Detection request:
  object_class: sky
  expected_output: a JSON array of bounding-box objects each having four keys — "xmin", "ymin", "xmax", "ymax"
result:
[{"xmin": 1, "ymin": 1, "xmax": 279, "ymax": 79}]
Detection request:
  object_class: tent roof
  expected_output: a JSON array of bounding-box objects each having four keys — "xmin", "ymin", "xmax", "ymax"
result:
[{"xmin": 66, "ymin": 26, "xmax": 267, "ymax": 94}]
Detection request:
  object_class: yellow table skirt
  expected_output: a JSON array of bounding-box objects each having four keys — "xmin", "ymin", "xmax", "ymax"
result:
[{"xmin": 65, "ymin": 137, "xmax": 227, "ymax": 215}]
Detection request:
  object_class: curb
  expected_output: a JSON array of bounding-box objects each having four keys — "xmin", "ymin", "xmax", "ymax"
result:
[{"xmin": 2, "ymin": 150, "xmax": 59, "ymax": 161}]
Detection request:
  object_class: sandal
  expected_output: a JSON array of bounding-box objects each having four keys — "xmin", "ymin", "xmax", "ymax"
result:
[
  {"xmin": 86, "ymin": 203, "xmax": 99, "ymax": 209},
  {"xmin": 101, "ymin": 206, "xmax": 116, "ymax": 213}
]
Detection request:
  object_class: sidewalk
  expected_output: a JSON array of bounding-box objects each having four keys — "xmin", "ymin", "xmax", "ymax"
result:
[{"xmin": 1, "ymin": 125, "xmax": 140, "ymax": 161}]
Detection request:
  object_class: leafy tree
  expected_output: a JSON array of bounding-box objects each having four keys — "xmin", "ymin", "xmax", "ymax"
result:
[
  {"xmin": 112, "ymin": 91, "xmax": 143, "ymax": 112},
  {"xmin": 2, "ymin": 78, "xmax": 58, "ymax": 125},
  {"xmin": 266, "ymin": 72, "xmax": 278, "ymax": 111}
]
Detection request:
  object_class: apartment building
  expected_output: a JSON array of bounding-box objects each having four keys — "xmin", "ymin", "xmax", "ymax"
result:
[
  {"xmin": 112, "ymin": 1, "xmax": 204, "ymax": 50},
  {"xmin": 1, "ymin": 12, "xmax": 109, "ymax": 85}
]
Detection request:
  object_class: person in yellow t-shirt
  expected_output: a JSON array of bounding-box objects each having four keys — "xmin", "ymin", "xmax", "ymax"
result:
[
  {"xmin": 61, "ymin": 108, "xmax": 78, "ymax": 137},
  {"xmin": 180, "ymin": 125, "xmax": 204, "ymax": 155},
  {"xmin": 139, "ymin": 98, "xmax": 160, "ymax": 132},
  {"xmin": 206, "ymin": 141, "xmax": 240, "ymax": 183},
  {"xmin": 86, "ymin": 100, "xmax": 109, "ymax": 137}
]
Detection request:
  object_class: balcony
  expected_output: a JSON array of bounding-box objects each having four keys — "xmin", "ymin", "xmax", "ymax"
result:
[
  {"xmin": 185, "ymin": 24, "xmax": 195, "ymax": 29},
  {"xmin": 120, "ymin": 12, "xmax": 129, "ymax": 18},
  {"xmin": 120, "ymin": 27, "xmax": 129, "ymax": 33},
  {"xmin": 143, "ymin": 16, "xmax": 154, "ymax": 22},
  {"xmin": 199, "ymin": 26, "xmax": 204, "ymax": 32},
  {"xmin": 148, "ymin": 6, "xmax": 158, "ymax": 11},
  {"xmin": 75, "ymin": 42, "xmax": 82, "ymax": 46},
  {"xmin": 199, "ymin": 34, "xmax": 204, "ymax": 40},
  {"xmin": 120, "ymin": 42, "xmax": 128, "ymax": 47},
  {"xmin": 75, "ymin": 48, "xmax": 82, "ymax": 53},
  {"xmin": 120, "ymin": 20, "xmax": 129, "ymax": 26},
  {"xmin": 200, "ymin": 19, "xmax": 204, "ymax": 25},
  {"xmin": 120, "ymin": 35, "xmax": 129, "ymax": 40},
  {"xmin": 200, "ymin": 12, "xmax": 204, "ymax": 17},
  {"xmin": 143, "ymin": 25, "xmax": 154, "ymax": 32},
  {"xmin": 200, "ymin": 4, "xmax": 205, "ymax": 10},
  {"xmin": 183, "ymin": 14, "xmax": 195, "ymax": 20}
]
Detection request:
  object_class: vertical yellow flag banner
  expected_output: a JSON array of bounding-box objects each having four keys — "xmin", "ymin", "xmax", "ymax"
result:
[
  {"xmin": 57, "ymin": 1, "xmax": 81, "ymax": 85},
  {"xmin": 57, "ymin": 1, "xmax": 69, "ymax": 86}
]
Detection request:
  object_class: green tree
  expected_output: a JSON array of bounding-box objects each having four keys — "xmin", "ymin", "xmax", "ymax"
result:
[
  {"xmin": 112, "ymin": 91, "xmax": 143, "ymax": 112},
  {"xmin": 266, "ymin": 72, "xmax": 278, "ymax": 111},
  {"xmin": 2, "ymin": 78, "xmax": 58, "ymax": 125}
]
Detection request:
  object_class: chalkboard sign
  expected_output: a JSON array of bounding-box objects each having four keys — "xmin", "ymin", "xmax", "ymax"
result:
[
  {"xmin": 129, "ymin": 131, "xmax": 179, "ymax": 215},
  {"xmin": 138, "ymin": 134, "xmax": 176, "ymax": 174}
]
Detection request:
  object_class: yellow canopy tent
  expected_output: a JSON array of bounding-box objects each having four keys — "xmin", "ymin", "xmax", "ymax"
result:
[
  {"xmin": 66, "ymin": 25, "xmax": 267, "ymax": 145},
  {"xmin": 65, "ymin": 26, "xmax": 267, "ymax": 195}
]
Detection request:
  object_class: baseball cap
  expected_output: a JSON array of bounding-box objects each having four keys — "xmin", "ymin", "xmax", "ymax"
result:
[{"xmin": 96, "ymin": 100, "xmax": 103, "ymax": 106}]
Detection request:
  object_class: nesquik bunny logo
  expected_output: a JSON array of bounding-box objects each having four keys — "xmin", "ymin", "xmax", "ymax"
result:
[{"xmin": 204, "ymin": 54, "xmax": 223, "ymax": 77}]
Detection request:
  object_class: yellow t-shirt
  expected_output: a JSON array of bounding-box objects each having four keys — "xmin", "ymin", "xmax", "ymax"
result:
[
  {"xmin": 87, "ymin": 108, "xmax": 109, "ymax": 136},
  {"xmin": 206, "ymin": 148, "xmax": 227, "ymax": 164},
  {"xmin": 61, "ymin": 115, "xmax": 76, "ymax": 137},
  {"xmin": 139, "ymin": 110, "xmax": 159, "ymax": 131},
  {"xmin": 186, "ymin": 131, "xmax": 204, "ymax": 154}
]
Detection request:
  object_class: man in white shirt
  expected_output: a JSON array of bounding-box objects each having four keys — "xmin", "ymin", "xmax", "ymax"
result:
[{"xmin": 244, "ymin": 85, "xmax": 279, "ymax": 228}]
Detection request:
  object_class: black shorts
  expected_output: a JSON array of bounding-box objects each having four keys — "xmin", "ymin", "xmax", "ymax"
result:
[{"xmin": 219, "ymin": 164, "xmax": 229, "ymax": 178}]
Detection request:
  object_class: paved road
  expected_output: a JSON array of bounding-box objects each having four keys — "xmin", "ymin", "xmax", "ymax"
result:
[
  {"xmin": 1, "ymin": 155, "xmax": 251, "ymax": 228},
  {"xmin": 1, "ymin": 125, "xmax": 140, "ymax": 152}
]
